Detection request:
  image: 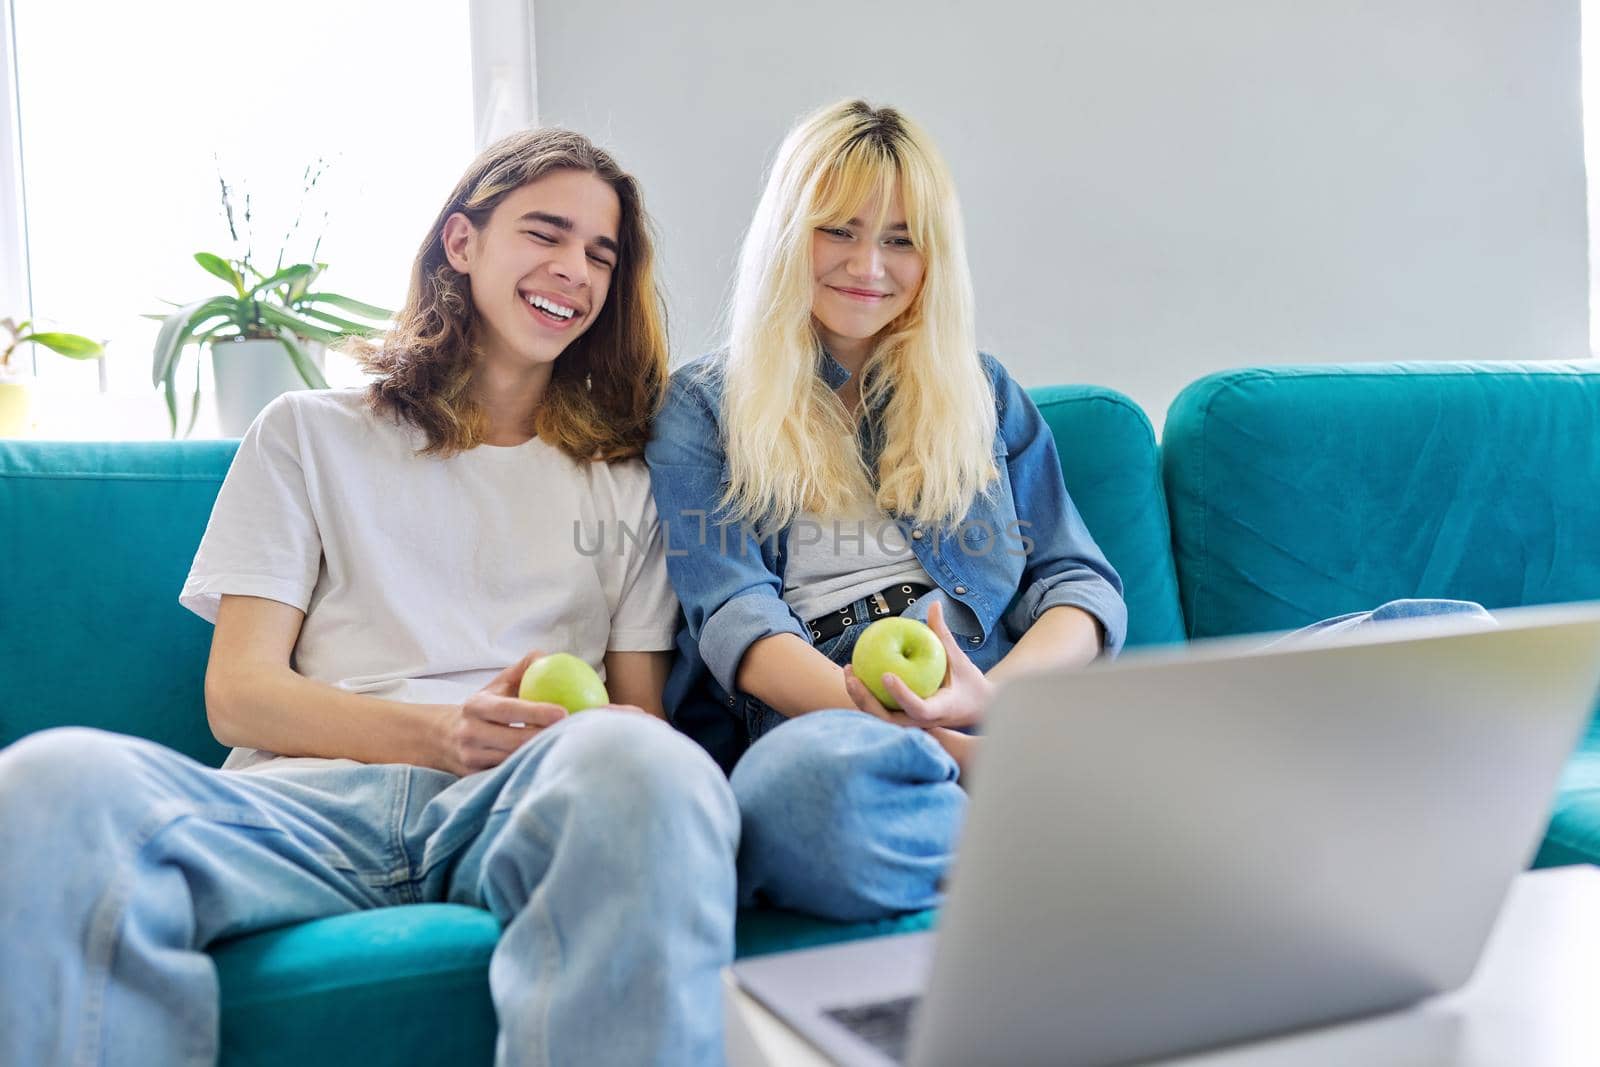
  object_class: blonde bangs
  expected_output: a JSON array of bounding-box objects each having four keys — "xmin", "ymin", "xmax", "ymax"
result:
[{"xmin": 807, "ymin": 140, "xmax": 897, "ymax": 231}]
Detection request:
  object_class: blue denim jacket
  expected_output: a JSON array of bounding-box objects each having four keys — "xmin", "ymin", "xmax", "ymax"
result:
[{"xmin": 644, "ymin": 350, "xmax": 1127, "ymax": 770}]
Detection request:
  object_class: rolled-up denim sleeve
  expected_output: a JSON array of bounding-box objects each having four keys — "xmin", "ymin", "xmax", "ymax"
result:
[
  {"xmin": 644, "ymin": 370, "xmax": 808, "ymax": 694},
  {"xmin": 991, "ymin": 359, "xmax": 1129, "ymax": 657}
]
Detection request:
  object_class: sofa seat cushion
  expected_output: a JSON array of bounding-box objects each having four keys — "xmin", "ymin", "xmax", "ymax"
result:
[
  {"xmin": 734, "ymin": 905, "xmax": 938, "ymax": 959},
  {"xmin": 1535, "ymin": 715, "xmax": 1600, "ymax": 869},
  {"xmin": 208, "ymin": 901, "xmax": 936, "ymax": 1063},
  {"xmin": 211, "ymin": 904, "xmax": 500, "ymax": 1065}
]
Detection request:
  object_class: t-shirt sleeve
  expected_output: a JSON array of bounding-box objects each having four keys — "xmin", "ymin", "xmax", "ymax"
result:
[
  {"xmin": 178, "ymin": 394, "xmax": 322, "ymax": 624},
  {"xmin": 608, "ymin": 479, "xmax": 681, "ymax": 652}
]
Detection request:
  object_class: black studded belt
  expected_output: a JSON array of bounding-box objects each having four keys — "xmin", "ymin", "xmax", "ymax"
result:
[{"xmin": 806, "ymin": 582, "xmax": 933, "ymax": 644}]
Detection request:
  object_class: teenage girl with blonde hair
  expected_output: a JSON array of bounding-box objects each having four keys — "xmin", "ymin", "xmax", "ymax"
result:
[{"xmin": 648, "ymin": 99, "xmax": 1124, "ymax": 920}]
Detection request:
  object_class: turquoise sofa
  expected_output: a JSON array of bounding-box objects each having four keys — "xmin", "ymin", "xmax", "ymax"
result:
[{"xmin": 3, "ymin": 360, "xmax": 1597, "ymax": 1064}]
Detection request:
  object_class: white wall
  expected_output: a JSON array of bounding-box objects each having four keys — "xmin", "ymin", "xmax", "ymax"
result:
[{"xmin": 531, "ymin": 0, "xmax": 1589, "ymax": 426}]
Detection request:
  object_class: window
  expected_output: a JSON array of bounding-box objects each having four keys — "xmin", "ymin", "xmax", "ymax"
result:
[
  {"xmin": 1587, "ymin": 0, "xmax": 1600, "ymax": 356},
  {"xmin": 10, "ymin": 0, "xmax": 473, "ymax": 437}
]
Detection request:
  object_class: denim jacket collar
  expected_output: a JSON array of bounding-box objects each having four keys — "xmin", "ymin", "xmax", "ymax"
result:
[
  {"xmin": 818, "ymin": 348, "xmax": 893, "ymax": 465},
  {"xmin": 817, "ymin": 347, "xmax": 853, "ymax": 391}
]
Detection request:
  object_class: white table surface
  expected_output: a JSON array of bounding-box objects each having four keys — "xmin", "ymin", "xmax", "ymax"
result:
[{"xmin": 725, "ymin": 866, "xmax": 1600, "ymax": 1067}]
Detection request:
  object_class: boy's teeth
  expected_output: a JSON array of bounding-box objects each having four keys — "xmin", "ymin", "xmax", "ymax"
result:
[{"xmin": 526, "ymin": 294, "xmax": 575, "ymax": 319}]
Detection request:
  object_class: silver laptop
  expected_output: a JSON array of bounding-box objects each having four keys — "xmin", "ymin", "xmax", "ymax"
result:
[{"xmin": 732, "ymin": 603, "xmax": 1600, "ymax": 1067}]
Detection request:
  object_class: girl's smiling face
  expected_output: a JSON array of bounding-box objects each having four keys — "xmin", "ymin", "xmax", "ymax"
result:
[{"xmin": 809, "ymin": 184, "xmax": 925, "ymax": 360}]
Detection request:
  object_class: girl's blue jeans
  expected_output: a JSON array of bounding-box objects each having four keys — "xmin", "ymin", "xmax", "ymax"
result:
[
  {"xmin": 0, "ymin": 709, "xmax": 739, "ymax": 1067},
  {"xmin": 731, "ymin": 598, "xmax": 1493, "ymax": 922}
]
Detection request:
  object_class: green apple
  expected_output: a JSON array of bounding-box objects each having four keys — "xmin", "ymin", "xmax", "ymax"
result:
[
  {"xmin": 851, "ymin": 617, "xmax": 947, "ymax": 711},
  {"xmin": 518, "ymin": 653, "xmax": 609, "ymax": 713}
]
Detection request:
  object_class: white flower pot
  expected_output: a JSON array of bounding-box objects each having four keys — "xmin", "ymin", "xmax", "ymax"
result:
[
  {"xmin": 211, "ymin": 338, "xmax": 326, "ymax": 437},
  {"xmin": 0, "ymin": 368, "xmax": 33, "ymax": 438}
]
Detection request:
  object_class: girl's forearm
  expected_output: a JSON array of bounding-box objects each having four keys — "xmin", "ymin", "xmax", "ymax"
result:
[
  {"xmin": 987, "ymin": 604, "xmax": 1102, "ymax": 687},
  {"xmin": 735, "ymin": 633, "xmax": 855, "ymax": 717}
]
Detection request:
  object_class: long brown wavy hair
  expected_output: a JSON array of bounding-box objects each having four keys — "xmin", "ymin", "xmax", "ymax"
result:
[{"xmin": 356, "ymin": 128, "xmax": 668, "ymax": 460}]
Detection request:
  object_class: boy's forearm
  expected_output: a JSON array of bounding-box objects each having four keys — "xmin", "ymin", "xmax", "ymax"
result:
[{"xmin": 206, "ymin": 664, "xmax": 453, "ymax": 770}]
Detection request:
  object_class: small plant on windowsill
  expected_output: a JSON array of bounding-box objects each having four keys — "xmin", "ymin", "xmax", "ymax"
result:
[
  {"xmin": 0, "ymin": 316, "xmax": 105, "ymax": 437},
  {"xmin": 148, "ymin": 159, "xmax": 392, "ymax": 437}
]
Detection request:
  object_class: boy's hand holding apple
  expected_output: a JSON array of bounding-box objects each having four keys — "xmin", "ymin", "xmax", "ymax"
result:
[{"xmin": 435, "ymin": 649, "xmax": 569, "ymax": 776}]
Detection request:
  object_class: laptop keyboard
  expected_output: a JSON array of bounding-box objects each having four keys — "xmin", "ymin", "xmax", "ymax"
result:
[{"xmin": 824, "ymin": 994, "xmax": 921, "ymax": 1063}]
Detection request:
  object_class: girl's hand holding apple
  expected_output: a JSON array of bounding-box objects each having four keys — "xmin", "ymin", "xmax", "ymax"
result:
[{"xmin": 843, "ymin": 601, "xmax": 995, "ymax": 730}]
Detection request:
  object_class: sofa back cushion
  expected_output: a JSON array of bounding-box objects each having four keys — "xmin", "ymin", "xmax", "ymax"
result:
[
  {"xmin": 1030, "ymin": 385, "xmax": 1186, "ymax": 648},
  {"xmin": 0, "ymin": 384, "xmax": 1182, "ymax": 765},
  {"xmin": 1, "ymin": 440, "xmax": 237, "ymax": 764},
  {"xmin": 1163, "ymin": 361, "xmax": 1600, "ymax": 640}
]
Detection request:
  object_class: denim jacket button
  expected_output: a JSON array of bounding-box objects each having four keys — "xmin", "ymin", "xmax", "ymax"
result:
[
  {"xmin": 969, "ymin": 636, "xmax": 981, "ymax": 645},
  {"xmin": 954, "ymin": 585, "xmax": 967, "ymax": 595},
  {"xmin": 911, "ymin": 528, "xmax": 924, "ymax": 540}
]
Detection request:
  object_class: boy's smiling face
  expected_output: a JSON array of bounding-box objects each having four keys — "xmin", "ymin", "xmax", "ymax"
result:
[{"xmin": 442, "ymin": 168, "xmax": 621, "ymax": 371}]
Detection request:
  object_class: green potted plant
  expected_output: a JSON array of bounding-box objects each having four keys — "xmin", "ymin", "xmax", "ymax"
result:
[
  {"xmin": 0, "ymin": 317, "xmax": 105, "ymax": 437},
  {"xmin": 149, "ymin": 161, "xmax": 391, "ymax": 437},
  {"xmin": 149, "ymin": 254, "xmax": 390, "ymax": 436}
]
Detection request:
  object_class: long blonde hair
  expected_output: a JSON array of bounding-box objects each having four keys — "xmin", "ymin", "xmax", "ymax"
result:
[{"xmin": 716, "ymin": 99, "xmax": 997, "ymax": 530}]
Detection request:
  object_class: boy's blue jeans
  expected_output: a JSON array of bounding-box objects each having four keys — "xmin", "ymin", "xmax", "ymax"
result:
[
  {"xmin": 732, "ymin": 598, "xmax": 1494, "ymax": 922},
  {"xmin": 0, "ymin": 710, "xmax": 739, "ymax": 1067}
]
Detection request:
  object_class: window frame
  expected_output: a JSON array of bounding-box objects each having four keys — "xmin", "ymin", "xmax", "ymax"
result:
[{"xmin": 1, "ymin": 0, "xmax": 33, "ymax": 360}]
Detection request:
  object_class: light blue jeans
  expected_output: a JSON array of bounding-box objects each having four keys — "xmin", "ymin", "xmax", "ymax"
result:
[
  {"xmin": 0, "ymin": 710, "xmax": 739, "ymax": 1067},
  {"xmin": 732, "ymin": 598, "xmax": 1493, "ymax": 922}
]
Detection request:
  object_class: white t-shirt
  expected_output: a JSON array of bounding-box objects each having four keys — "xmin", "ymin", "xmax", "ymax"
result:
[{"xmin": 180, "ymin": 389, "xmax": 678, "ymax": 771}]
